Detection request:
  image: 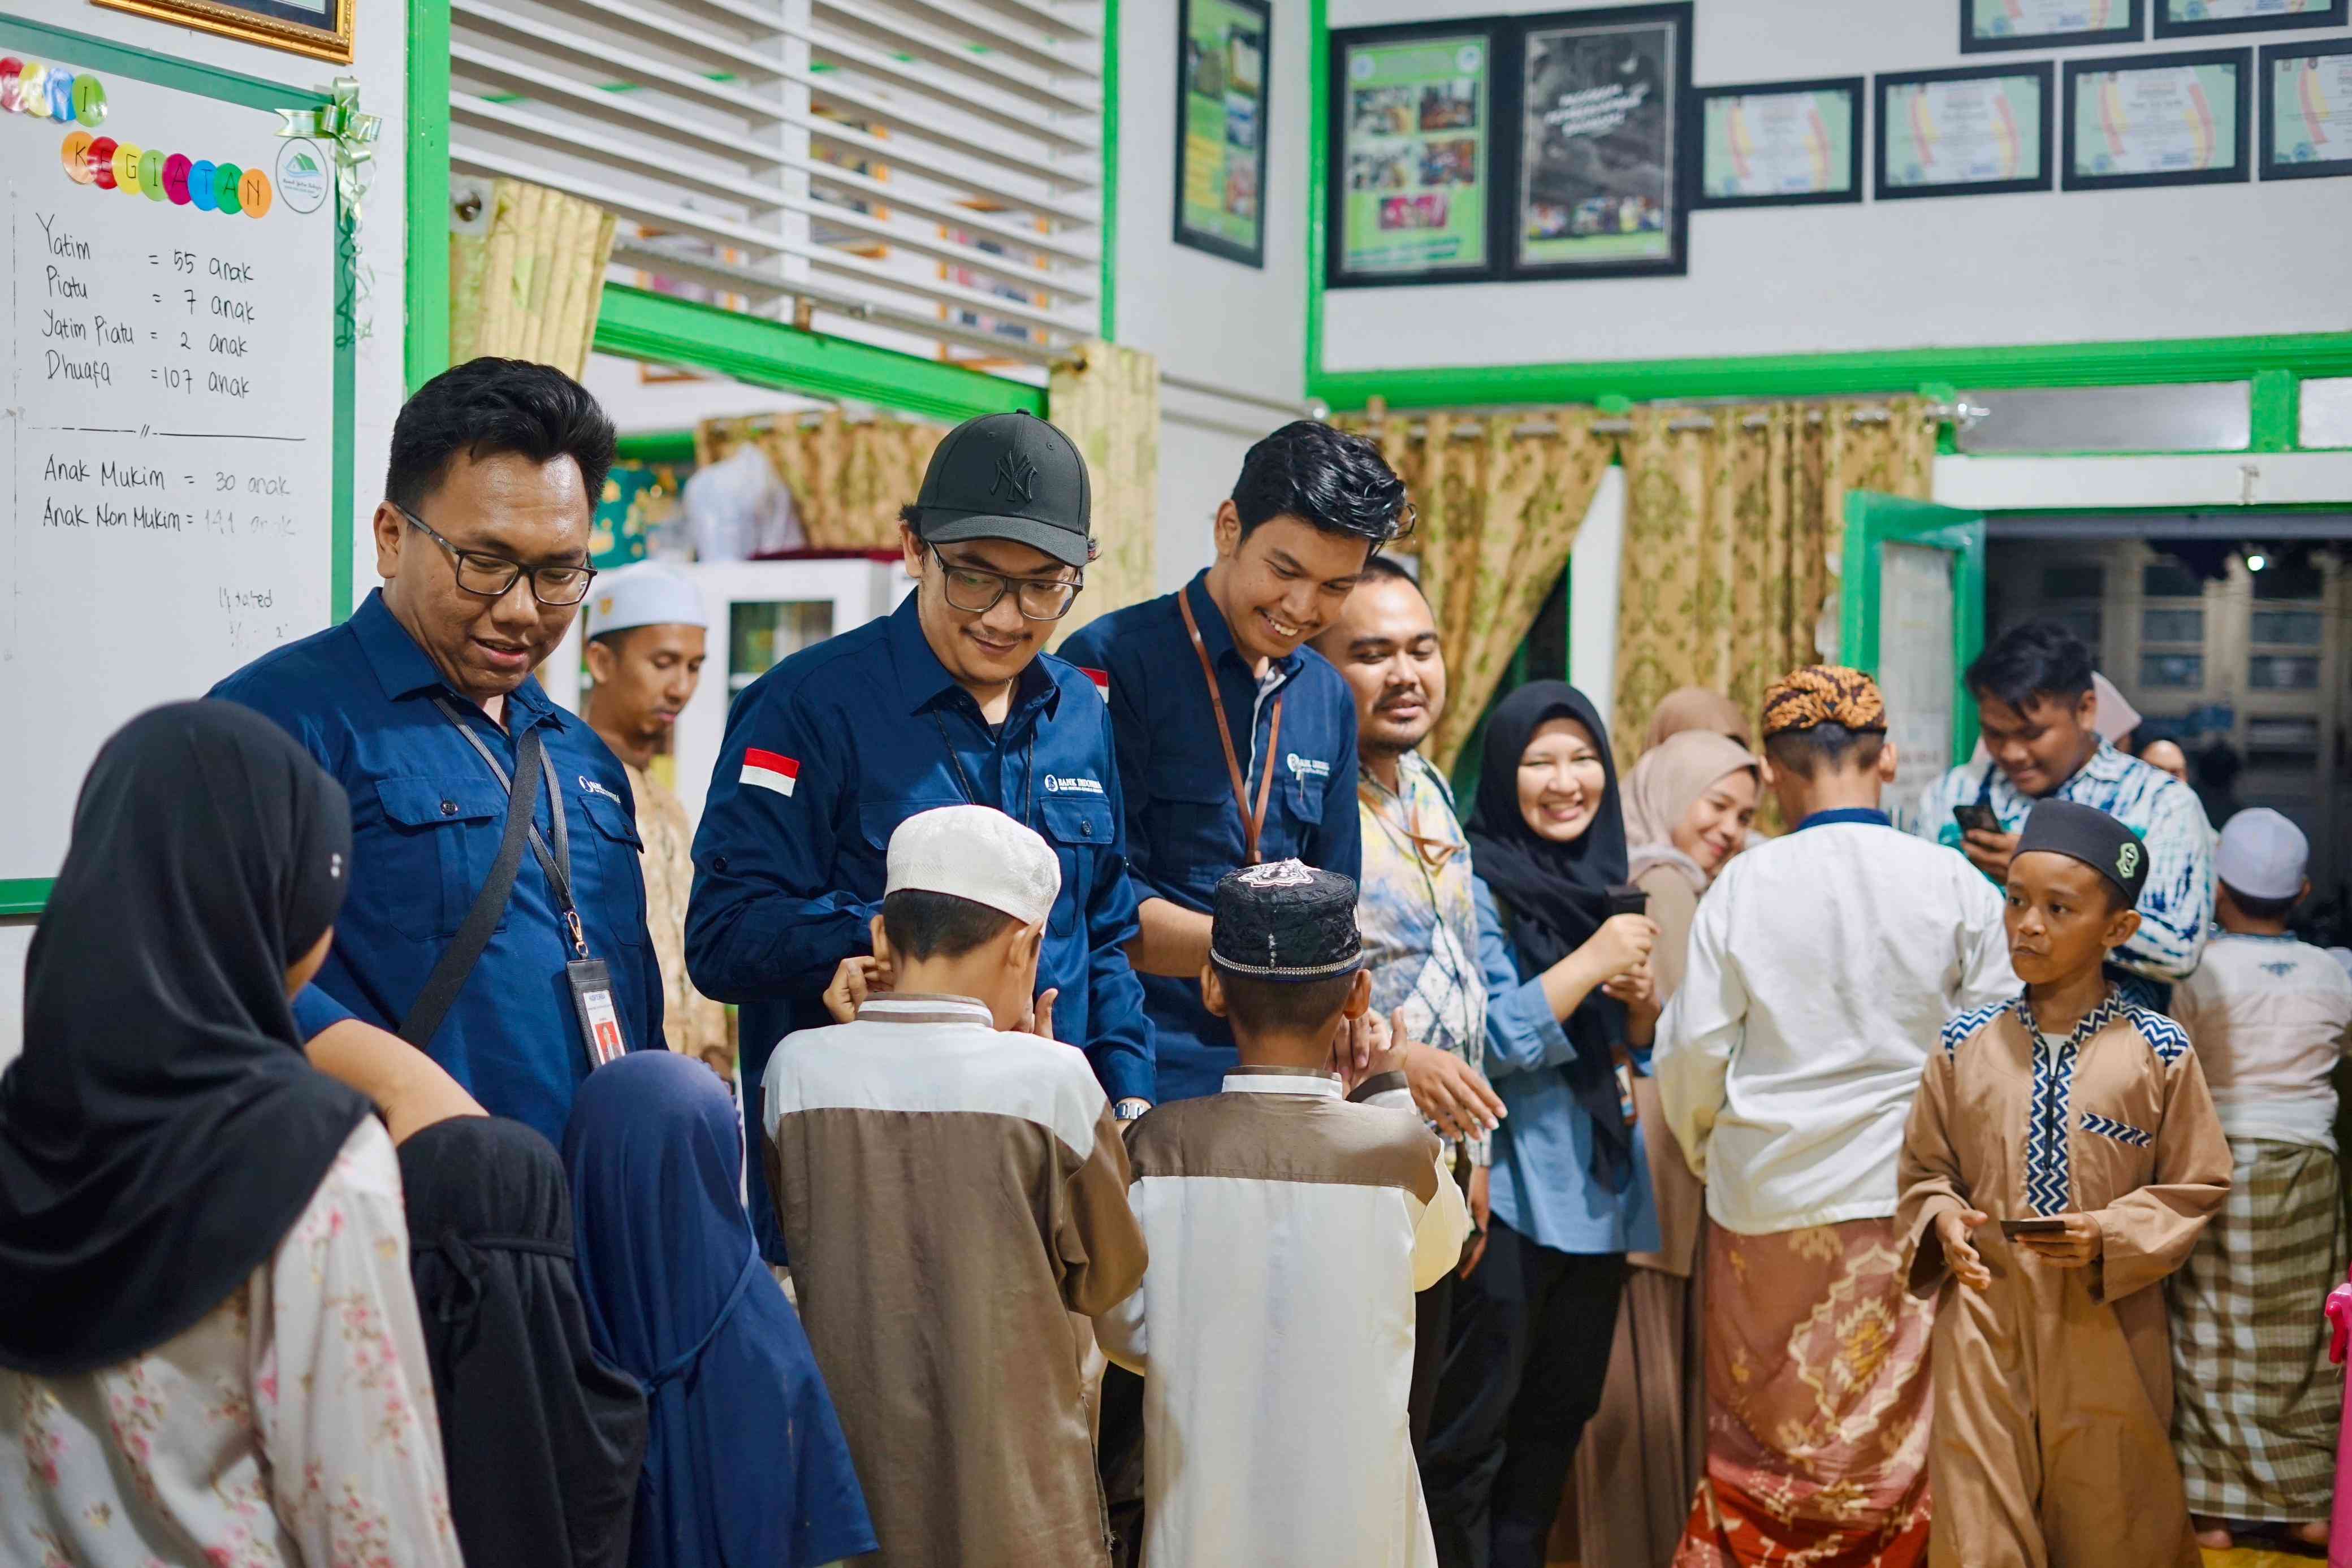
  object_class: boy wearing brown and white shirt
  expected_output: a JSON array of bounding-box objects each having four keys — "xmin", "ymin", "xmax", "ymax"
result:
[{"xmin": 764, "ymin": 806, "xmax": 1145, "ymax": 1568}]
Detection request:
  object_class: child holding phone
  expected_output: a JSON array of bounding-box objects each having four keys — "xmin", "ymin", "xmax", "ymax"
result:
[{"xmin": 1897, "ymin": 799, "xmax": 2230, "ymax": 1568}]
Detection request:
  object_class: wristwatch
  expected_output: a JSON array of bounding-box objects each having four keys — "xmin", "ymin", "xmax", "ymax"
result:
[{"xmin": 1114, "ymin": 1097, "xmax": 1152, "ymax": 1122}]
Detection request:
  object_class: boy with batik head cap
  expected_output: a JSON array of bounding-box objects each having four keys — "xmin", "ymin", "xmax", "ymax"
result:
[
  {"xmin": 763, "ymin": 804, "xmax": 1145, "ymax": 1568},
  {"xmin": 1899, "ymin": 799, "xmax": 2232, "ymax": 1568},
  {"xmin": 1095, "ymin": 860, "xmax": 1469, "ymax": 1568}
]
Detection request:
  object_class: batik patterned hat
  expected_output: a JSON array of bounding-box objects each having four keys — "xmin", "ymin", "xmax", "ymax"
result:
[{"xmin": 1759, "ymin": 665, "xmax": 1887, "ymax": 738}]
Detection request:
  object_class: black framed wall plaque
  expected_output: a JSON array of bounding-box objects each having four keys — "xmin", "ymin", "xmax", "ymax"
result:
[
  {"xmin": 1876, "ymin": 62, "xmax": 2056, "ymax": 199},
  {"xmin": 1691, "ymin": 77, "xmax": 1865, "ymax": 207},
  {"xmin": 1327, "ymin": 19, "xmax": 1503, "ymax": 287},
  {"xmin": 1174, "ymin": 0, "xmax": 1273, "ymax": 267},
  {"xmin": 2155, "ymin": 0, "xmax": 2347, "ymax": 39},
  {"xmin": 1961, "ymin": 0, "xmax": 2145, "ymax": 53},
  {"xmin": 2259, "ymin": 37, "xmax": 2352, "ymax": 180},
  {"xmin": 2062, "ymin": 48, "xmax": 2252, "ymax": 189}
]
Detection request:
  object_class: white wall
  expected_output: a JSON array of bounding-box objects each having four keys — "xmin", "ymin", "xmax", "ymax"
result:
[
  {"xmin": 1324, "ymin": 0, "xmax": 2352, "ymax": 374},
  {"xmin": 1, "ymin": 1, "xmax": 410, "ymax": 1065}
]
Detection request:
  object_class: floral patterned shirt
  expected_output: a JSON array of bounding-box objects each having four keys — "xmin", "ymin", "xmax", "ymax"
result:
[{"xmin": 2, "ymin": 1117, "xmax": 465, "ymax": 1568}]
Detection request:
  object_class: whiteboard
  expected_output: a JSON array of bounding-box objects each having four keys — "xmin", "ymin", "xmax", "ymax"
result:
[
  {"xmin": 1879, "ymin": 539, "xmax": 1957, "ymax": 826},
  {"xmin": 0, "ymin": 19, "xmax": 348, "ymax": 904}
]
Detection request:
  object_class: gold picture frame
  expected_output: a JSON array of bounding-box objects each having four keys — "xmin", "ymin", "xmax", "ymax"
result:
[{"xmin": 90, "ymin": 0, "xmax": 355, "ymax": 64}]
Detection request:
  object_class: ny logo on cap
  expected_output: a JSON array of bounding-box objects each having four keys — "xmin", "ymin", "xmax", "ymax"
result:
[
  {"xmin": 991, "ymin": 451, "xmax": 1038, "ymax": 504},
  {"xmin": 2116, "ymin": 841, "xmax": 2142, "ymax": 880}
]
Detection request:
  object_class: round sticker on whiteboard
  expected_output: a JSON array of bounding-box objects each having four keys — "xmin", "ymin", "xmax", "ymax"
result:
[
  {"xmin": 189, "ymin": 158, "xmax": 217, "ymax": 211},
  {"xmin": 140, "ymin": 148, "xmax": 166, "ymax": 203},
  {"xmin": 1456, "ymin": 44, "xmax": 1481, "ymax": 72},
  {"xmin": 239, "ymin": 167, "xmax": 273, "ymax": 219},
  {"xmin": 72, "ymin": 72, "xmax": 106, "ymax": 128},
  {"xmin": 213, "ymin": 162, "xmax": 243, "ymax": 216},
  {"xmin": 162, "ymin": 153, "xmax": 192, "ymax": 205},
  {"xmin": 88, "ymin": 135, "xmax": 118, "ymax": 190},
  {"xmin": 274, "ymin": 137, "xmax": 330, "ymax": 215},
  {"xmin": 61, "ymin": 131, "xmax": 95, "ymax": 185},
  {"xmin": 113, "ymin": 142, "xmax": 142, "ymax": 196},
  {"xmin": 1350, "ymin": 53, "xmax": 1374, "ymax": 82}
]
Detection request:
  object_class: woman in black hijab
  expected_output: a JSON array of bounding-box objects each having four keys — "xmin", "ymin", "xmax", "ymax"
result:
[
  {"xmin": 400, "ymin": 1113, "xmax": 649, "ymax": 1568},
  {"xmin": 0, "ymin": 701, "xmax": 465, "ymax": 1567},
  {"xmin": 1423, "ymin": 682, "xmax": 1664, "ymax": 1568}
]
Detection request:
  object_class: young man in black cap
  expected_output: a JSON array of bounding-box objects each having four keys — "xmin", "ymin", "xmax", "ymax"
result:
[
  {"xmin": 687, "ymin": 410, "xmax": 1154, "ymax": 1262},
  {"xmin": 1899, "ymin": 798, "xmax": 2230, "ymax": 1568},
  {"xmin": 1096, "ymin": 860, "xmax": 1468, "ymax": 1568}
]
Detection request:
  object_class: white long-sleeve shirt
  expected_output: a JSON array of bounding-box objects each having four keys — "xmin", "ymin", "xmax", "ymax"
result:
[{"xmin": 1655, "ymin": 815, "xmax": 2017, "ymax": 1235}]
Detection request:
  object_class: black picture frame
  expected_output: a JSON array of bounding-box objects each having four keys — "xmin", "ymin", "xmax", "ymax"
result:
[
  {"xmin": 2259, "ymin": 38, "xmax": 2352, "ymax": 180},
  {"xmin": 2062, "ymin": 48, "xmax": 2252, "ymax": 189},
  {"xmin": 1501, "ymin": 2, "xmax": 1693, "ymax": 281},
  {"xmin": 1325, "ymin": 18, "xmax": 1506, "ymax": 289},
  {"xmin": 1874, "ymin": 62, "xmax": 2057, "ymax": 200},
  {"xmin": 1688, "ymin": 76, "xmax": 1866, "ymax": 209},
  {"xmin": 1961, "ymin": 0, "xmax": 2145, "ymax": 53},
  {"xmin": 2154, "ymin": 0, "xmax": 2347, "ymax": 38},
  {"xmin": 1173, "ymin": 0, "xmax": 1273, "ymax": 268}
]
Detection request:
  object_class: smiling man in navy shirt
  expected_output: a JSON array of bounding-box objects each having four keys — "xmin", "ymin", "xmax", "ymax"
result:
[
  {"xmin": 214, "ymin": 358, "xmax": 659, "ymax": 1145},
  {"xmin": 686, "ymin": 410, "xmax": 1152, "ymax": 1262}
]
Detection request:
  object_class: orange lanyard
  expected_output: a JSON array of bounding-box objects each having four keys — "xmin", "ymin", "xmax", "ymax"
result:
[
  {"xmin": 1363, "ymin": 777, "xmax": 1462, "ymax": 876},
  {"xmin": 1178, "ymin": 589, "xmax": 1282, "ymax": 866}
]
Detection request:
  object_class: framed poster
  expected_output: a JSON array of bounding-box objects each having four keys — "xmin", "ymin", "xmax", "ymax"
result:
[
  {"xmin": 1876, "ymin": 62, "xmax": 2055, "ymax": 199},
  {"xmin": 2063, "ymin": 49, "xmax": 2251, "ymax": 188},
  {"xmin": 2155, "ymin": 0, "xmax": 2347, "ymax": 38},
  {"xmin": 1174, "ymin": 0, "xmax": 1272, "ymax": 267},
  {"xmin": 1326, "ymin": 20, "xmax": 1499, "ymax": 287},
  {"xmin": 2260, "ymin": 38, "xmax": 2352, "ymax": 180},
  {"xmin": 1691, "ymin": 77, "xmax": 1865, "ymax": 207},
  {"xmin": 90, "ymin": 0, "xmax": 353, "ymax": 64},
  {"xmin": 1961, "ymin": 0, "xmax": 2145, "ymax": 52},
  {"xmin": 1505, "ymin": 4, "xmax": 1693, "ymax": 280}
]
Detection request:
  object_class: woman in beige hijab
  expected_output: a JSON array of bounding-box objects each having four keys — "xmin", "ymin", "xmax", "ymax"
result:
[
  {"xmin": 1644, "ymin": 686, "xmax": 1753, "ymax": 752},
  {"xmin": 1566, "ymin": 729, "xmax": 1761, "ymax": 1568}
]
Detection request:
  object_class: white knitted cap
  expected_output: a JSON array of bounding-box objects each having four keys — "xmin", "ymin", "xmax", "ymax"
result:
[
  {"xmin": 886, "ymin": 805, "xmax": 1061, "ymax": 928},
  {"xmin": 2216, "ymin": 807, "xmax": 2308, "ymax": 901},
  {"xmin": 586, "ymin": 563, "xmax": 708, "ymax": 638}
]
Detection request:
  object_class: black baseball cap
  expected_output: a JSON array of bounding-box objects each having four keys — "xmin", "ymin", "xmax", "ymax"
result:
[{"xmin": 910, "ymin": 410, "xmax": 1096, "ymax": 569}]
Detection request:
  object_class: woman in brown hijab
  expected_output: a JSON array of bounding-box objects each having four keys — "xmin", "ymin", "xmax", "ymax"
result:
[
  {"xmin": 1643, "ymin": 687, "xmax": 1753, "ymax": 753},
  {"xmin": 1565, "ymin": 729, "xmax": 1762, "ymax": 1568}
]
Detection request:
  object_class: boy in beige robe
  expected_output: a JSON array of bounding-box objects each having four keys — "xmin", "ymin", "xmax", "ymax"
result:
[{"xmin": 1898, "ymin": 799, "xmax": 2230, "ymax": 1568}]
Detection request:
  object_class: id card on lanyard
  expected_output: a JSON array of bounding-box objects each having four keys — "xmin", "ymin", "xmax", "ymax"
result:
[{"xmin": 435, "ymin": 699, "xmax": 630, "ymax": 1072}]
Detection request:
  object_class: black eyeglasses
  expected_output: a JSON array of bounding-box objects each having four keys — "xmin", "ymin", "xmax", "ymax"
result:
[
  {"xmin": 929, "ymin": 544, "xmax": 1083, "ymax": 621},
  {"xmin": 396, "ymin": 505, "xmax": 599, "ymax": 607}
]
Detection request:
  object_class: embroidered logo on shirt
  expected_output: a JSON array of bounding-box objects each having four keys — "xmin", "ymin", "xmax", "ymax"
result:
[
  {"xmin": 2263, "ymin": 960, "xmax": 2298, "ymax": 977},
  {"xmin": 578, "ymin": 776, "xmax": 622, "ymax": 805},
  {"xmin": 1286, "ymin": 752, "xmax": 1330, "ymax": 781},
  {"xmin": 1043, "ymin": 775, "xmax": 1105, "ymax": 796},
  {"xmin": 2079, "ymin": 1112, "xmax": 2153, "ymax": 1149},
  {"xmin": 740, "ymin": 747, "xmax": 800, "ymax": 798}
]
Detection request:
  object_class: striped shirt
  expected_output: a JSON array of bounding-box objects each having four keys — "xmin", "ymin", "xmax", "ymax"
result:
[{"xmin": 1910, "ymin": 741, "xmax": 2214, "ymax": 982}]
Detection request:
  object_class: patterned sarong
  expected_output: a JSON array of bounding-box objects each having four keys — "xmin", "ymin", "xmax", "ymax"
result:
[
  {"xmin": 1674, "ymin": 1218, "xmax": 1934, "ymax": 1568},
  {"xmin": 2169, "ymin": 1138, "xmax": 2347, "ymax": 1523}
]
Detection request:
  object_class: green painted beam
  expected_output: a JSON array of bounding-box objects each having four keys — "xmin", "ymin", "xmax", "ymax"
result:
[
  {"xmin": 617, "ymin": 430, "xmax": 700, "ymax": 465},
  {"xmin": 1304, "ymin": 0, "xmax": 1329, "ymax": 409},
  {"xmin": 1309, "ymin": 333, "xmax": 2352, "ymax": 413},
  {"xmin": 1, "ymin": 880, "xmax": 52, "ymax": 919},
  {"xmin": 2250, "ymin": 369, "xmax": 2301, "ymax": 453},
  {"xmin": 593, "ymin": 285, "xmax": 1045, "ymax": 423},
  {"xmin": 406, "ymin": 0, "xmax": 452, "ymax": 392},
  {"xmin": 1101, "ymin": 0, "xmax": 1120, "ymax": 343}
]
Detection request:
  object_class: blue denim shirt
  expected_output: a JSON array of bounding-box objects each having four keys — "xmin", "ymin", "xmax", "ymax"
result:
[
  {"xmin": 1476, "ymin": 876, "xmax": 1661, "ymax": 1257},
  {"xmin": 211, "ymin": 590, "xmax": 663, "ymax": 1146},
  {"xmin": 1060, "ymin": 571, "xmax": 1362, "ymax": 1103},
  {"xmin": 686, "ymin": 592, "xmax": 1152, "ymax": 1259}
]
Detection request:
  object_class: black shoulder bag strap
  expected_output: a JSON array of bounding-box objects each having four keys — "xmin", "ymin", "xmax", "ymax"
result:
[{"xmin": 399, "ymin": 721, "xmax": 547, "ymax": 1048}]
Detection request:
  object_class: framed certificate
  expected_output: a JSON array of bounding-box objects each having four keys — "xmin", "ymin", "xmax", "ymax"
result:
[
  {"xmin": 1961, "ymin": 0, "xmax": 2144, "ymax": 53},
  {"xmin": 2259, "ymin": 38, "xmax": 2352, "ymax": 180},
  {"xmin": 2063, "ymin": 49, "xmax": 2251, "ymax": 189},
  {"xmin": 1174, "ymin": 0, "xmax": 1273, "ymax": 267},
  {"xmin": 2155, "ymin": 0, "xmax": 2347, "ymax": 38},
  {"xmin": 92, "ymin": 0, "xmax": 352, "ymax": 63},
  {"xmin": 1504, "ymin": 3, "xmax": 1693, "ymax": 280},
  {"xmin": 1327, "ymin": 20, "xmax": 1502, "ymax": 287},
  {"xmin": 1692, "ymin": 77, "xmax": 1865, "ymax": 207},
  {"xmin": 1876, "ymin": 63, "xmax": 2056, "ymax": 200}
]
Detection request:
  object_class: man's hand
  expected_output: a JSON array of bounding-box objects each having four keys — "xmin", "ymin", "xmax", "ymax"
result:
[
  {"xmin": 1403, "ymin": 1043, "xmax": 1506, "ymax": 1141},
  {"xmin": 821, "ymin": 954, "xmax": 892, "ymax": 1024},
  {"xmin": 1935, "ymin": 1207, "xmax": 1994, "ymax": 1290},
  {"xmin": 1460, "ymin": 1164, "xmax": 1491, "ymax": 1280},
  {"xmin": 1025, "ymin": 987, "xmax": 1061, "ymax": 1041},
  {"xmin": 2016, "ymin": 1211, "xmax": 2104, "ymax": 1268},
  {"xmin": 1961, "ymin": 827, "xmax": 2020, "ymax": 884}
]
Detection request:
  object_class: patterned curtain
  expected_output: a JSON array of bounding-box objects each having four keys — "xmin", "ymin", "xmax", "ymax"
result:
[
  {"xmin": 697, "ymin": 412, "xmax": 943, "ymax": 551},
  {"xmin": 1345, "ymin": 407, "xmax": 1616, "ymax": 776},
  {"xmin": 448, "ymin": 176, "xmax": 618, "ymax": 378},
  {"xmin": 1611, "ymin": 399, "xmax": 1935, "ymax": 752},
  {"xmin": 1049, "ymin": 340, "xmax": 1161, "ymax": 651}
]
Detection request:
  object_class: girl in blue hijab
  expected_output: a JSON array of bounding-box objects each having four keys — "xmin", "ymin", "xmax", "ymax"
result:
[{"xmin": 563, "ymin": 1052, "xmax": 875, "ymax": 1568}]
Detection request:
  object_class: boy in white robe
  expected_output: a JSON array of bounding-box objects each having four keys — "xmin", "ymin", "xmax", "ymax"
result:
[{"xmin": 1096, "ymin": 861, "xmax": 1469, "ymax": 1568}]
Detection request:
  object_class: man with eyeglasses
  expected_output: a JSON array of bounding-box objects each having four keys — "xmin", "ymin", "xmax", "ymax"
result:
[
  {"xmin": 213, "ymin": 357, "xmax": 661, "ymax": 1145},
  {"xmin": 686, "ymin": 410, "xmax": 1153, "ymax": 1264}
]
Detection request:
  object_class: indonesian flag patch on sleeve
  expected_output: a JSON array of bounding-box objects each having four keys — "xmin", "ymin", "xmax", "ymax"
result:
[
  {"xmin": 740, "ymin": 747, "xmax": 800, "ymax": 797},
  {"xmin": 1079, "ymin": 667, "xmax": 1110, "ymax": 699}
]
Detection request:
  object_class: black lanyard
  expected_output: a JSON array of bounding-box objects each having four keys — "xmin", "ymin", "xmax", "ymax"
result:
[
  {"xmin": 929, "ymin": 705, "xmax": 1038, "ymax": 829},
  {"xmin": 435, "ymin": 696, "xmax": 588, "ymax": 959}
]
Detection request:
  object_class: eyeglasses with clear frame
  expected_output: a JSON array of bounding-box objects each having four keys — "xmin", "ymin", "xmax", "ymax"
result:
[
  {"xmin": 929, "ymin": 544, "xmax": 1083, "ymax": 621},
  {"xmin": 395, "ymin": 504, "xmax": 600, "ymax": 607}
]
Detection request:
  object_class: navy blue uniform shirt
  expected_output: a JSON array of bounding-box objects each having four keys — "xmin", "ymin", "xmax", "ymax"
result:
[
  {"xmin": 211, "ymin": 590, "xmax": 662, "ymax": 1145},
  {"xmin": 1060, "ymin": 570, "xmax": 1361, "ymax": 1103},
  {"xmin": 685, "ymin": 591, "xmax": 1152, "ymax": 1259}
]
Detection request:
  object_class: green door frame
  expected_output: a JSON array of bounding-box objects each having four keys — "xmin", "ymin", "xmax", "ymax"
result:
[{"xmin": 1840, "ymin": 493, "xmax": 1988, "ymax": 765}]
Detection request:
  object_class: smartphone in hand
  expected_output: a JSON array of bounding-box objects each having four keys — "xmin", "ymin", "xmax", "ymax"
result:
[{"xmin": 1952, "ymin": 802, "xmax": 2000, "ymax": 836}]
